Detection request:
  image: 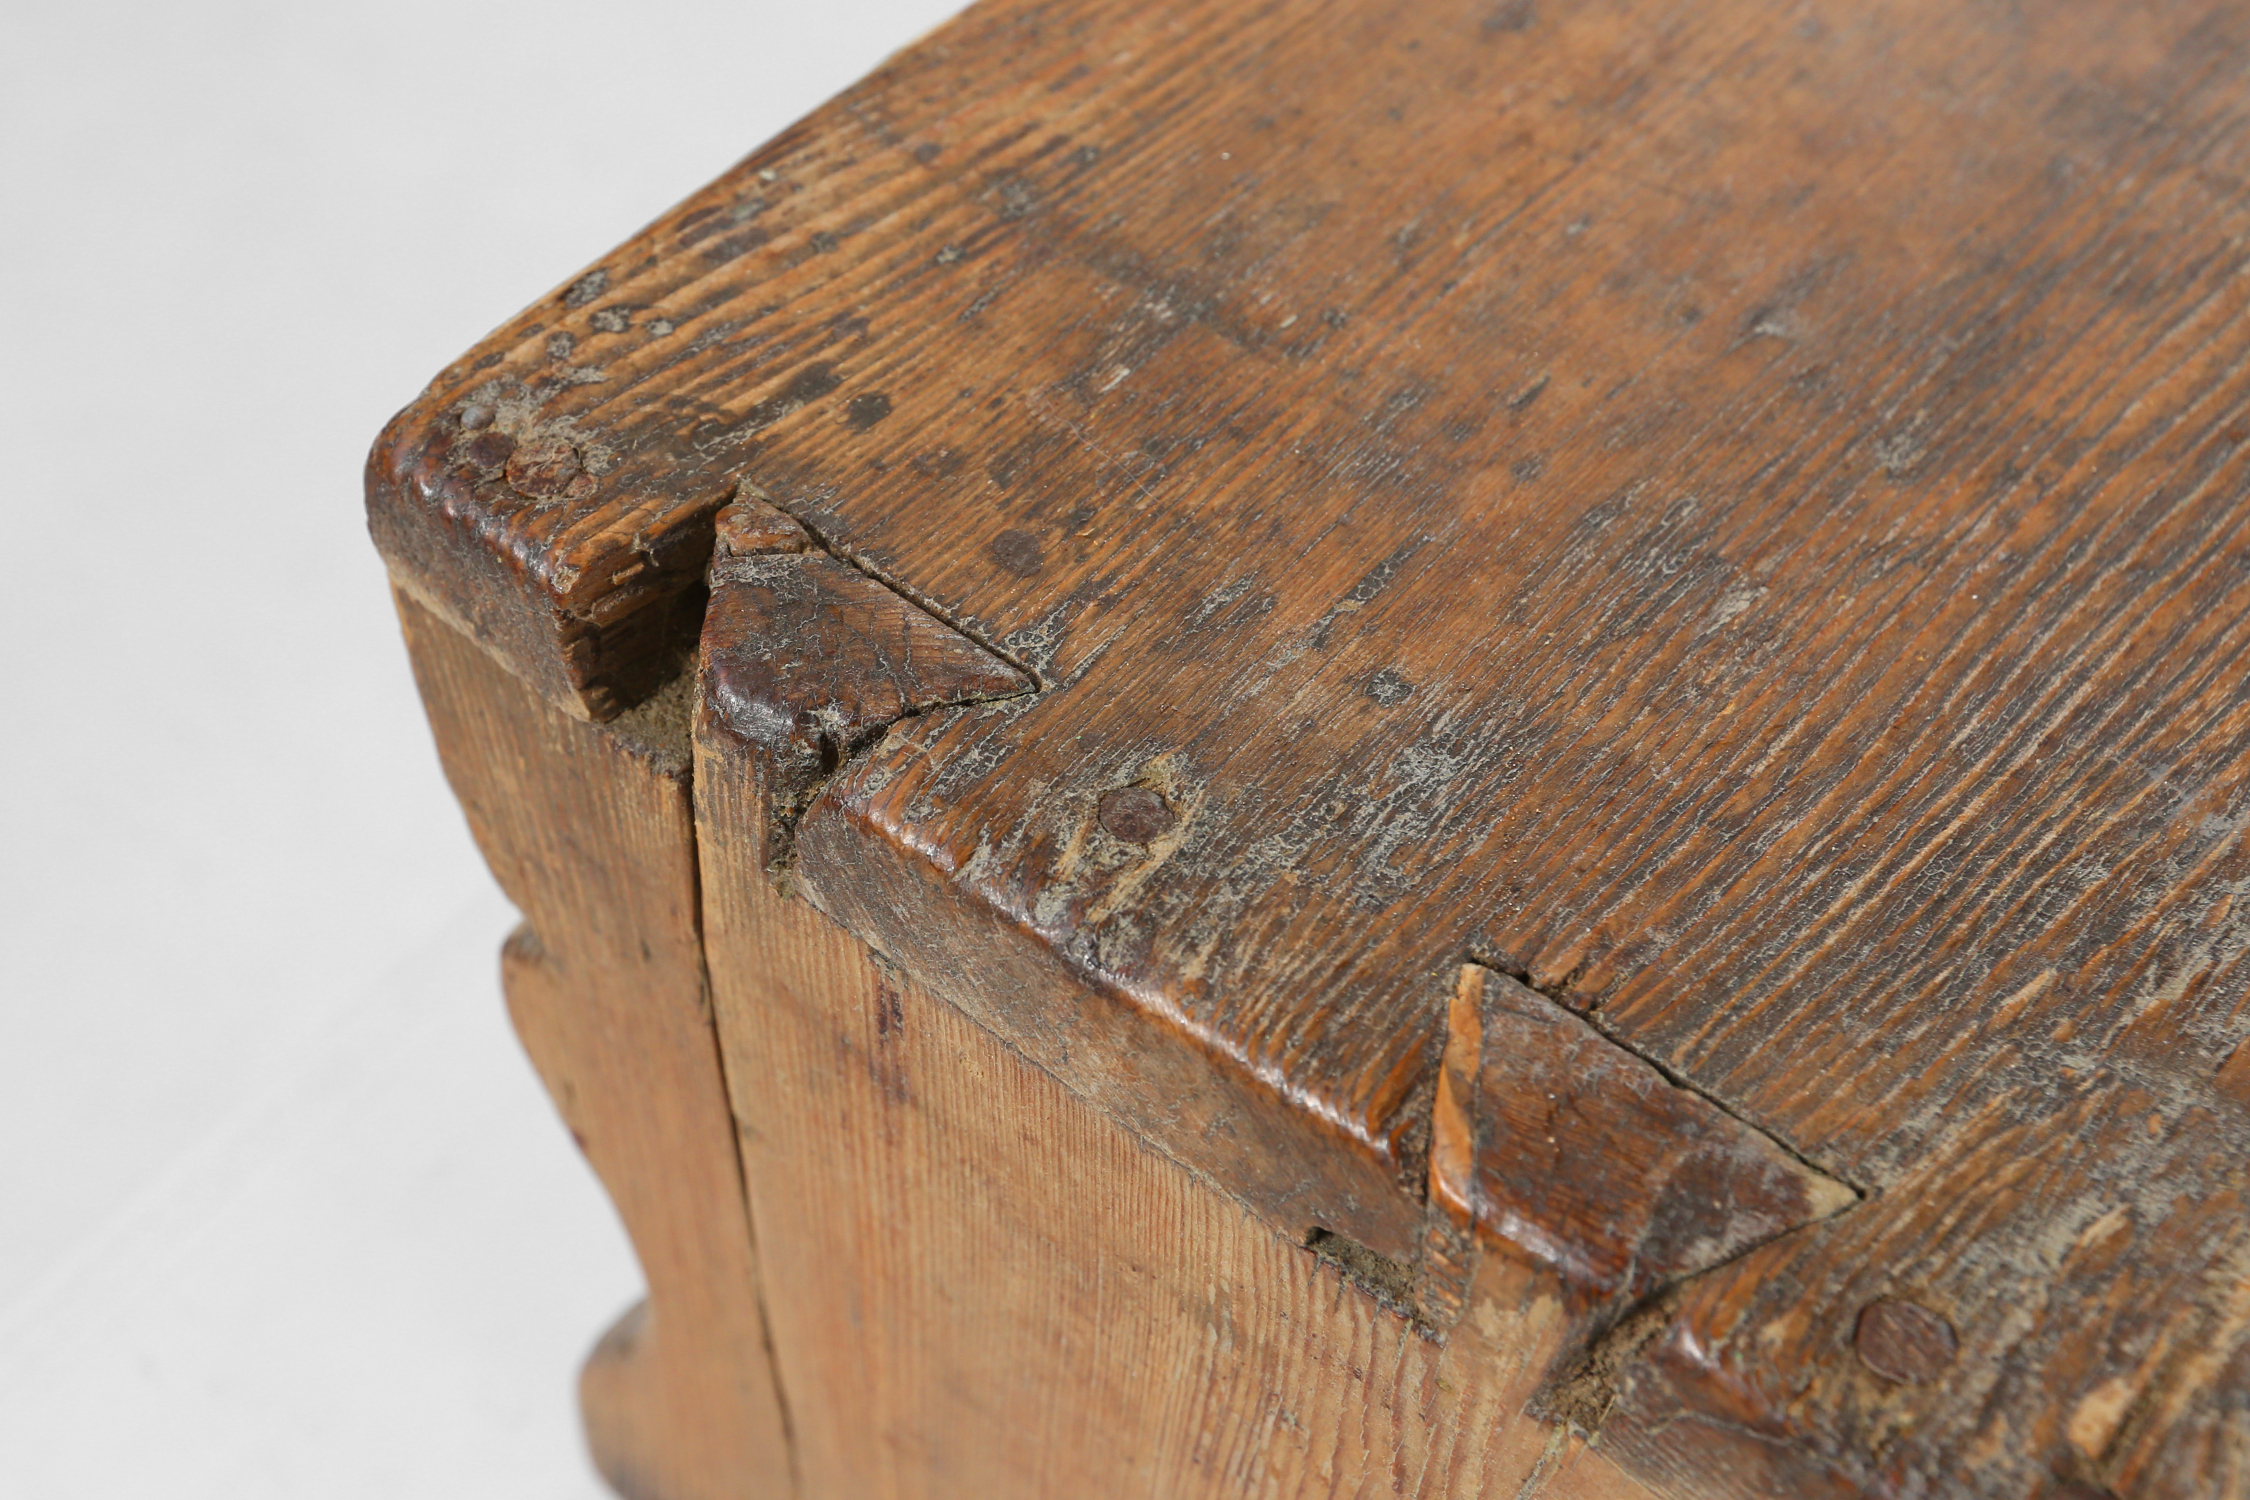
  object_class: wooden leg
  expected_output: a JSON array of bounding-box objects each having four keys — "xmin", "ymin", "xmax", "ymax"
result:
[
  {"xmin": 397, "ymin": 592, "xmax": 791, "ymax": 1500},
  {"xmin": 692, "ymin": 713, "xmax": 1649, "ymax": 1500}
]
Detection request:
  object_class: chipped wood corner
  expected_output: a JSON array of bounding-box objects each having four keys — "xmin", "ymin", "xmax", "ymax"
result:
[
  {"xmin": 695, "ymin": 488, "xmax": 1035, "ymax": 887},
  {"xmin": 366, "ymin": 386, "xmax": 733, "ymax": 724}
]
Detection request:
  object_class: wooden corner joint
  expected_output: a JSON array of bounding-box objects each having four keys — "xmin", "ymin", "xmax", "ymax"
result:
[
  {"xmin": 1430, "ymin": 963, "xmax": 1857, "ymax": 1299},
  {"xmin": 695, "ymin": 488, "xmax": 1036, "ymax": 881},
  {"xmin": 1427, "ymin": 963, "xmax": 1859, "ymax": 1434},
  {"xmin": 366, "ymin": 383, "xmax": 731, "ymax": 723}
]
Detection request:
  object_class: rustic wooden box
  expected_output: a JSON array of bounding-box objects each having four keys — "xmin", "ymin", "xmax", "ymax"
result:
[{"xmin": 368, "ymin": 1, "xmax": 2250, "ymax": 1496}]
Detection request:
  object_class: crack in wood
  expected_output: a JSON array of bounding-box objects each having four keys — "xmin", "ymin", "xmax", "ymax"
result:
[
  {"xmin": 698, "ymin": 487, "xmax": 1038, "ymax": 888},
  {"xmin": 1428, "ymin": 962, "xmax": 1864, "ymax": 1440}
]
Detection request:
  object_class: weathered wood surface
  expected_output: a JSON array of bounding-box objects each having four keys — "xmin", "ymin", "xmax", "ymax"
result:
[
  {"xmin": 371, "ymin": 0, "xmax": 2250, "ymax": 1493},
  {"xmin": 396, "ymin": 596, "xmax": 791, "ymax": 1500},
  {"xmin": 696, "ymin": 698, "xmax": 1657, "ymax": 1500},
  {"xmin": 701, "ymin": 493, "xmax": 1033, "ymax": 877}
]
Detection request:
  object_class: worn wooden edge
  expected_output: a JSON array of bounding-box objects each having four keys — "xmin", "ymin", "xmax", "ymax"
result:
[
  {"xmin": 376, "ymin": 417, "xmax": 1913, "ymax": 1496},
  {"xmin": 357, "ymin": 112, "xmax": 814, "ymax": 725},
  {"xmin": 366, "ymin": 387, "xmax": 723, "ymax": 723},
  {"xmin": 358, "ymin": 21, "xmax": 940, "ymax": 728},
  {"xmin": 689, "ymin": 685, "xmax": 1677, "ymax": 1500},
  {"xmin": 691, "ymin": 489, "xmax": 1886, "ymax": 1490},
  {"xmin": 781, "ymin": 770, "xmax": 1892, "ymax": 1490},
  {"xmin": 796, "ymin": 777, "xmax": 1439, "ymax": 1259},
  {"xmin": 389, "ymin": 502, "xmax": 2120, "ymax": 1498},
  {"xmin": 378, "ymin": 448, "xmax": 1918, "ymax": 1494},
  {"xmin": 682, "ymin": 489, "xmax": 1426, "ymax": 1265}
]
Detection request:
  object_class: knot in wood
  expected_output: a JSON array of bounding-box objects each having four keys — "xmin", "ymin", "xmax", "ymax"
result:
[
  {"xmin": 1855, "ymin": 1299, "xmax": 1957, "ymax": 1384},
  {"xmin": 1098, "ymin": 786, "xmax": 1176, "ymax": 844}
]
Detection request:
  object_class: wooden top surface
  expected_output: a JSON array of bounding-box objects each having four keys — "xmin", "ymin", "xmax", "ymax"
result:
[{"xmin": 370, "ymin": 1, "xmax": 2250, "ymax": 1493}]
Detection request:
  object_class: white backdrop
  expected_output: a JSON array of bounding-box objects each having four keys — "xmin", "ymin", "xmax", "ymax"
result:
[{"xmin": 0, "ymin": 2, "xmax": 962, "ymax": 1493}]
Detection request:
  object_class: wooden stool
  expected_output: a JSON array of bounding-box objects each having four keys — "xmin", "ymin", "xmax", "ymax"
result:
[{"xmin": 368, "ymin": 1, "xmax": 2250, "ymax": 1495}]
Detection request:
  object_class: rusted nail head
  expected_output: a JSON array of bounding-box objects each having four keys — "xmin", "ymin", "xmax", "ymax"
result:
[
  {"xmin": 1099, "ymin": 786, "xmax": 1175, "ymax": 844},
  {"xmin": 1855, "ymin": 1299, "xmax": 1957, "ymax": 1384}
]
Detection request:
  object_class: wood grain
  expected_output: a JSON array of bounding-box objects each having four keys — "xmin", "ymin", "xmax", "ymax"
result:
[
  {"xmin": 700, "ymin": 492, "xmax": 1032, "ymax": 879},
  {"xmin": 694, "ymin": 704, "xmax": 1653, "ymax": 1500},
  {"xmin": 1430, "ymin": 965, "xmax": 1854, "ymax": 1302},
  {"xmin": 369, "ymin": 0, "xmax": 2250, "ymax": 1492},
  {"xmin": 396, "ymin": 595, "xmax": 790, "ymax": 1500}
]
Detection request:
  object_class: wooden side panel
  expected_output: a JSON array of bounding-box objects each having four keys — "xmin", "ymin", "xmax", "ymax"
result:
[
  {"xmin": 396, "ymin": 593, "xmax": 790, "ymax": 1500},
  {"xmin": 694, "ymin": 711, "xmax": 1648, "ymax": 1500}
]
